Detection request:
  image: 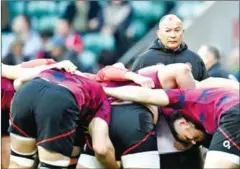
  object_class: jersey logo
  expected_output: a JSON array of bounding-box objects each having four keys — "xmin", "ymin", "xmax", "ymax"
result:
[{"xmin": 223, "ymin": 140, "xmax": 231, "ymax": 149}]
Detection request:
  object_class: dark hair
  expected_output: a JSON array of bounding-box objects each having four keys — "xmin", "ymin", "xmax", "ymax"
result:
[
  {"xmin": 169, "ymin": 112, "xmax": 186, "ymax": 143},
  {"xmin": 206, "ymin": 45, "xmax": 221, "ymax": 60},
  {"xmin": 169, "ymin": 112, "xmax": 210, "ymax": 147}
]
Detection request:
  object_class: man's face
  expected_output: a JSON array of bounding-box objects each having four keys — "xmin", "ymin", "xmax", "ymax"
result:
[
  {"xmin": 197, "ymin": 45, "xmax": 210, "ymax": 65},
  {"xmin": 12, "ymin": 16, "xmax": 29, "ymax": 34},
  {"xmin": 157, "ymin": 19, "xmax": 183, "ymax": 50},
  {"xmin": 174, "ymin": 118, "xmax": 205, "ymax": 145},
  {"xmin": 56, "ymin": 19, "xmax": 70, "ymax": 37}
]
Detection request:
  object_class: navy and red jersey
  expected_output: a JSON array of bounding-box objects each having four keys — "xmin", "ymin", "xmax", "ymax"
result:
[
  {"xmin": 20, "ymin": 59, "xmax": 56, "ymax": 68},
  {"xmin": 83, "ymin": 66, "xmax": 162, "ymax": 103},
  {"xmin": 84, "ymin": 66, "xmax": 162, "ymax": 88},
  {"xmin": 38, "ymin": 69, "xmax": 111, "ymax": 125},
  {"xmin": 1, "ymin": 77, "xmax": 15, "ymax": 110},
  {"xmin": 164, "ymin": 88, "xmax": 240, "ymax": 134}
]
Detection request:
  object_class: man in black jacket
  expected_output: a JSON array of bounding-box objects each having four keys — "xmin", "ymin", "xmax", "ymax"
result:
[
  {"xmin": 132, "ymin": 14, "xmax": 209, "ymax": 169},
  {"xmin": 197, "ymin": 44, "xmax": 237, "ymax": 80}
]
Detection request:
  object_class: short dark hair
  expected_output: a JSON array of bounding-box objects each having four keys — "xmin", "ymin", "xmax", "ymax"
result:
[
  {"xmin": 169, "ymin": 112, "xmax": 186, "ymax": 143},
  {"xmin": 206, "ymin": 45, "xmax": 221, "ymax": 60}
]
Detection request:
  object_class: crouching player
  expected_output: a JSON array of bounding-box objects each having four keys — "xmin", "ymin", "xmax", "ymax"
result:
[
  {"xmin": 8, "ymin": 67, "xmax": 118, "ymax": 168},
  {"xmin": 104, "ymin": 85, "xmax": 240, "ymax": 169}
]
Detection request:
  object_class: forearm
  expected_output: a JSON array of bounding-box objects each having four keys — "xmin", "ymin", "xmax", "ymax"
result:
[
  {"xmin": 104, "ymin": 86, "xmax": 169, "ymax": 106},
  {"xmin": 2, "ymin": 64, "xmax": 23, "ymax": 80},
  {"xmin": 89, "ymin": 118, "xmax": 119, "ymax": 168},
  {"xmin": 138, "ymin": 64, "xmax": 165, "ymax": 74},
  {"xmin": 198, "ymin": 77, "xmax": 240, "ymax": 90},
  {"xmin": 2, "ymin": 62, "xmax": 55, "ymax": 80},
  {"xmin": 13, "ymin": 65, "xmax": 58, "ymax": 90},
  {"xmin": 124, "ymin": 71, "xmax": 142, "ymax": 82}
]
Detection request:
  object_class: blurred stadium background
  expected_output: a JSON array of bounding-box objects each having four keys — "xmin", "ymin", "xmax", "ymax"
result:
[{"xmin": 1, "ymin": 1, "xmax": 239, "ymax": 80}]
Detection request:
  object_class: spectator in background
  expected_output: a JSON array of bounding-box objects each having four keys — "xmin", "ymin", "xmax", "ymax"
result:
[
  {"xmin": 40, "ymin": 30, "xmax": 53, "ymax": 49},
  {"xmin": 198, "ymin": 45, "xmax": 237, "ymax": 80},
  {"xmin": 3, "ymin": 39, "xmax": 30, "ymax": 65},
  {"xmin": 98, "ymin": 0, "xmax": 133, "ymax": 58},
  {"xmin": 10, "ymin": 15, "xmax": 42, "ymax": 59},
  {"xmin": 38, "ymin": 36, "xmax": 66, "ymax": 62},
  {"xmin": 64, "ymin": 33, "xmax": 84, "ymax": 70},
  {"xmin": 62, "ymin": 1, "xmax": 101, "ymax": 35},
  {"xmin": 228, "ymin": 47, "xmax": 240, "ymax": 81},
  {"xmin": 54, "ymin": 18, "xmax": 73, "ymax": 39}
]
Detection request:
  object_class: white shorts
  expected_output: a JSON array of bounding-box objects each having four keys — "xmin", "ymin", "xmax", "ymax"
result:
[
  {"xmin": 78, "ymin": 151, "xmax": 160, "ymax": 168},
  {"xmin": 78, "ymin": 154, "xmax": 105, "ymax": 168},
  {"xmin": 121, "ymin": 151, "xmax": 160, "ymax": 168}
]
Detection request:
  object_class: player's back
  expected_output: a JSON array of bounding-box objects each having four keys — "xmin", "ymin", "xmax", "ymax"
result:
[
  {"xmin": 168, "ymin": 88, "xmax": 239, "ymax": 134},
  {"xmin": 38, "ymin": 69, "xmax": 105, "ymax": 114}
]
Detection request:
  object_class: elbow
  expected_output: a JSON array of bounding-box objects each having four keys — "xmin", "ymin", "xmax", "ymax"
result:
[
  {"xmin": 93, "ymin": 144, "xmax": 108, "ymax": 157},
  {"xmin": 13, "ymin": 79, "xmax": 24, "ymax": 91},
  {"xmin": 177, "ymin": 64, "xmax": 192, "ymax": 74},
  {"xmin": 13, "ymin": 80, "xmax": 21, "ymax": 91}
]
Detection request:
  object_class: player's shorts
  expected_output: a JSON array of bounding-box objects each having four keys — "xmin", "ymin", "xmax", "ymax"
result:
[
  {"xmin": 79, "ymin": 103, "xmax": 160, "ymax": 168},
  {"xmin": 82, "ymin": 103, "xmax": 158, "ymax": 158},
  {"xmin": 110, "ymin": 103, "xmax": 157, "ymax": 157},
  {"xmin": 2, "ymin": 109, "xmax": 10, "ymax": 135},
  {"xmin": 8, "ymin": 78, "xmax": 85, "ymax": 157},
  {"xmin": 209, "ymin": 104, "xmax": 240, "ymax": 157}
]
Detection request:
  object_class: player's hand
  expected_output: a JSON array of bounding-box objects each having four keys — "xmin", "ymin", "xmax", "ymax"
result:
[
  {"xmin": 55, "ymin": 60, "xmax": 78, "ymax": 74},
  {"xmin": 133, "ymin": 76, "xmax": 155, "ymax": 88}
]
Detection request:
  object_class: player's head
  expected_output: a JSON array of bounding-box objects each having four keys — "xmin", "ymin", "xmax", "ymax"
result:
[
  {"xmin": 156, "ymin": 14, "xmax": 184, "ymax": 50},
  {"xmin": 170, "ymin": 112, "xmax": 205, "ymax": 146}
]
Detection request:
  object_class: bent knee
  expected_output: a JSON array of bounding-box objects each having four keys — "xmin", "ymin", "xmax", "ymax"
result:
[{"xmin": 10, "ymin": 133, "xmax": 37, "ymax": 154}]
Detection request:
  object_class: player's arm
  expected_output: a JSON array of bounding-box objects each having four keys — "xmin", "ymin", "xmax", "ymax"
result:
[
  {"xmin": 2, "ymin": 63, "xmax": 23, "ymax": 80},
  {"xmin": 137, "ymin": 64, "xmax": 165, "ymax": 74},
  {"xmin": 197, "ymin": 77, "xmax": 239, "ymax": 90},
  {"xmin": 89, "ymin": 96, "xmax": 119, "ymax": 168},
  {"xmin": 13, "ymin": 60, "xmax": 78, "ymax": 90},
  {"xmin": 97, "ymin": 65, "xmax": 155, "ymax": 88},
  {"xmin": 104, "ymin": 86, "xmax": 169, "ymax": 106},
  {"xmin": 2, "ymin": 59, "xmax": 56, "ymax": 80},
  {"xmin": 20, "ymin": 59, "xmax": 56, "ymax": 68}
]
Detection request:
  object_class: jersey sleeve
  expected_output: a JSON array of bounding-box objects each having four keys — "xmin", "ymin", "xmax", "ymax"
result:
[
  {"xmin": 94, "ymin": 95, "xmax": 111, "ymax": 125},
  {"xmin": 21, "ymin": 59, "xmax": 56, "ymax": 68},
  {"xmin": 164, "ymin": 89, "xmax": 186, "ymax": 109},
  {"xmin": 1, "ymin": 77, "xmax": 15, "ymax": 110},
  {"xmin": 95, "ymin": 66, "xmax": 129, "ymax": 82}
]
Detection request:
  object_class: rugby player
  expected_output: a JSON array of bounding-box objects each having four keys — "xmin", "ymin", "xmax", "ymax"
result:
[
  {"xmin": 9, "ymin": 67, "xmax": 118, "ymax": 168},
  {"xmin": 103, "ymin": 86, "xmax": 240, "ymax": 169}
]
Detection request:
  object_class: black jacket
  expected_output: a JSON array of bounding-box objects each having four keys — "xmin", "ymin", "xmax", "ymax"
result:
[
  {"xmin": 132, "ymin": 39, "xmax": 209, "ymax": 81},
  {"xmin": 208, "ymin": 63, "xmax": 232, "ymax": 79}
]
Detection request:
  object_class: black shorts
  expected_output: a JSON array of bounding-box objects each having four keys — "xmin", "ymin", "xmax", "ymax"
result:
[
  {"xmin": 209, "ymin": 104, "xmax": 240, "ymax": 156},
  {"xmin": 2, "ymin": 109, "xmax": 10, "ymax": 135},
  {"xmin": 8, "ymin": 78, "xmax": 85, "ymax": 157},
  {"xmin": 84, "ymin": 103, "xmax": 158, "ymax": 160}
]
